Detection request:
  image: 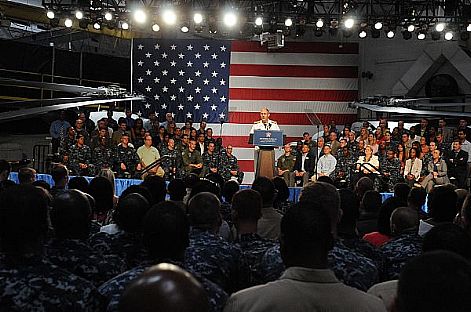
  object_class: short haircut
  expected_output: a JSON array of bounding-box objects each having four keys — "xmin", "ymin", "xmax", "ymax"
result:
[
  {"xmin": 394, "ymin": 183, "xmax": 411, "ymax": 203},
  {"xmin": 423, "ymin": 223, "xmax": 471, "ymax": 260},
  {"xmin": 88, "ymin": 177, "xmax": 114, "ymax": 214},
  {"xmin": 120, "ymin": 185, "xmax": 153, "ymax": 205},
  {"xmin": 299, "ymin": 182, "xmax": 340, "ymax": 230},
  {"xmin": 51, "ymin": 164, "xmax": 69, "ymax": 184},
  {"xmin": 189, "ymin": 179, "xmax": 221, "ymax": 200},
  {"xmin": 187, "ymin": 192, "xmax": 221, "ymax": 229},
  {"xmin": 390, "ymin": 207, "xmax": 419, "ymax": 235},
  {"xmin": 427, "ymin": 184, "xmax": 458, "ymax": 222},
  {"xmin": 337, "ymin": 189, "xmax": 360, "ymax": 235},
  {"xmin": 251, "ymin": 176, "xmax": 276, "ymax": 207},
  {"xmin": 141, "ymin": 175, "xmax": 167, "ymax": 205},
  {"xmin": 67, "ymin": 176, "xmax": 89, "ymax": 193},
  {"xmin": 114, "ymin": 193, "xmax": 150, "ymax": 233},
  {"xmin": 167, "ymin": 179, "xmax": 187, "ymax": 201},
  {"xmin": 354, "ymin": 177, "xmax": 374, "ymax": 201},
  {"xmin": 396, "ymin": 251, "xmax": 471, "ymax": 312},
  {"xmin": 232, "ymin": 189, "xmax": 262, "ymax": 222},
  {"xmin": 222, "ymin": 180, "xmax": 240, "ymax": 203},
  {"xmin": 272, "ymin": 177, "xmax": 290, "ymax": 202},
  {"xmin": 32, "ymin": 180, "xmax": 51, "ymax": 192},
  {"xmin": 143, "ymin": 201, "xmax": 190, "ymax": 260},
  {"xmin": 361, "ymin": 190, "xmax": 382, "ymax": 213},
  {"xmin": 51, "ymin": 190, "xmax": 91, "ymax": 239},
  {"xmin": 18, "ymin": 167, "xmax": 36, "ymax": 184},
  {"xmin": 316, "ymin": 175, "xmax": 335, "ymax": 185},
  {"xmin": 407, "ymin": 187, "xmax": 427, "ymax": 209}
]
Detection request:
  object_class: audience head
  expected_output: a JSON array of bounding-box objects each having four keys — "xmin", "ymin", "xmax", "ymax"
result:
[
  {"xmin": 272, "ymin": 177, "xmax": 290, "ymax": 203},
  {"xmin": 68, "ymin": 176, "xmax": 89, "ymax": 193},
  {"xmin": 337, "ymin": 189, "xmax": 360, "ymax": 237},
  {"xmin": 189, "ymin": 179, "xmax": 221, "ymax": 200},
  {"xmin": 51, "ymin": 190, "xmax": 91, "ymax": 239},
  {"xmin": 32, "ymin": 180, "xmax": 51, "ymax": 192},
  {"xmin": 390, "ymin": 207, "xmax": 419, "ymax": 236},
  {"xmin": 185, "ymin": 173, "xmax": 200, "ymax": 189},
  {"xmin": 204, "ymin": 173, "xmax": 224, "ymax": 198},
  {"xmin": 316, "ymin": 175, "xmax": 335, "ymax": 185},
  {"xmin": 168, "ymin": 179, "xmax": 186, "ymax": 201},
  {"xmin": 115, "ymin": 193, "xmax": 150, "ymax": 233},
  {"xmin": 0, "ymin": 159, "xmax": 11, "ymax": 181},
  {"xmin": 188, "ymin": 192, "xmax": 221, "ymax": 232},
  {"xmin": 407, "ymin": 187, "xmax": 427, "ymax": 212},
  {"xmin": 423, "ymin": 223, "xmax": 471, "ymax": 260},
  {"xmin": 395, "ymin": 250, "xmax": 471, "ymax": 312},
  {"xmin": 354, "ymin": 177, "xmax": 374, "ymax": 201},
  {"xmin": 251, "ymin": 176, "xmax": 276, "ymax": 208},
  {"xmin": 97, "ymin": 168, "xmax": 116, "ymax": 195},
  {"xmin": 118, "ymin": 263, "xmax": 209, "ymax": 312},
  {"xmin": 427, "ymin": 184, "xmax": 458, "ymax": 223},
  {"xmin": 143, "ymin": 201, "xmax": 190, "ymax": 261},
  {"xmin": 120, "ymin": 185, "xmax": 153, "ymax": 205},
  {"xmin": 222, "ymin": 180, "xmax": 239, "ymax": 203},
  {"xmin": 141, "ymin": 175, "xmax": 167, "ymax": 205},
  {"xmin": 51, "ymin": 164, "xmax": 69, "ymax": 187},
  {"xmin": 394, "ymin": 183, "xmax": 411, "ymax": 204},
  {"xmin": 361, "ymin": 190, "xmax": 382, "ymax": 214},
  {"xmin": 88, "ymin": 176, "xmax": 114, "ymax": 215},
  {"xmin": 232, "ymin": 189, "xmax": 262, "ymax": 226},
  {"xmin": 18, "ymin": 167, "xmax": 36, "ymax": 184}
]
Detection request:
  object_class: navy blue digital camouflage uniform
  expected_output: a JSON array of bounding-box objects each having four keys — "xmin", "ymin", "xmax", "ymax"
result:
[
  {"xmin": 380, "ymin": 157, "xmax": 402, "ymax": 192},
  {"xmin": 202, "ymin": 150, "xmax": 221, "ymax": 176},
  {"xmin": 92, "ymin": 145, "xmax": 114, "ymax": 175},
  {"xmin": 220, "ymin": 154, "xmax": 244, "ymax": 184},
  {"xmin": 113, "ymin": 145, "xmax": 140, "ymax": 178},
  {"xmin": 68, "ymin": 144, "xmax": 92, "ymax": 176}
]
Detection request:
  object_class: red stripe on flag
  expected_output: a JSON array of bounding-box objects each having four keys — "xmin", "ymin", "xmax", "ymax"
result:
[
  {"xmin": 231, "ymin": 41, "xmax": 359, "ymax": 54},
  {"xmin": 238, "ymin": 160, "xmax": 255, "ymax": 173},
  {"xmin": 229, "ymin": 88, "xmax": 358, "ymax": 102},
  {"xmin": 230, "ymin": 64, "xmax": 358, "ymax": 78},
  {"xmin": 228, "ymin": 112, "xmax": 357, "ymax": 125}
]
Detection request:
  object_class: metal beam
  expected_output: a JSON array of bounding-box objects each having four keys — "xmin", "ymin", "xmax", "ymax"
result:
[
  {"xmin": 0, "ymin": 77, "xmax": 107, "ymax": 94},
  {"xmin": 353, "ymin": 103, "xmax": 471, "ymax": 117}
]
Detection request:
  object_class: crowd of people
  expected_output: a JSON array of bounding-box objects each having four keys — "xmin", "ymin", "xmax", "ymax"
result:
[{"xmin": 0, "ymin": 156, "xmax": 471, "ymax": 311}]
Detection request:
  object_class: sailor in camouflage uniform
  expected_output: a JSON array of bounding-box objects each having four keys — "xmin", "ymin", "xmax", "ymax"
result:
[
  {"xmin": 182, "ymin": 138, "xmax": 203, "ymax": 177},
  {"xmin": 380, "ymin": 149, "xmax": 402, "ymax": 192},
  {"xmin": 221, "ymin": 145, "xmax": 244, "ymax": 184},
  {"xmin": 333, "ymin": 146, "xmax": 356, "ymax": 187},
  {"xmin": 276, "ymin": 144, "xmax": 296, "ymax": 187},
  {"xmin": 202, "ymin": 142, "xmax": 221, "ymax": 177},
  {"xmin": 160, "ymin": 138, "xmax": 182, "ymax": 180},
  {"xmin": 59, "ymin": 126, "xmax": 76, "ymax": 163},
  {"xmin": 92, "ymin": 136, "xmax": 113, "ymax": 175},
  {"xmin": 68, "ymin": 133, "xmax": 92, "ymax": 176},
  {"xmin": 113, "ymin": 133, "xmax": 140, "ymax": 178}
]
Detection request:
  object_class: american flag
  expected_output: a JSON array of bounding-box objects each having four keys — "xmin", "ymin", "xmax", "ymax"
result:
[{"xmin": 132, "ymin": 39, "xmax": 358, "ymax": 183}]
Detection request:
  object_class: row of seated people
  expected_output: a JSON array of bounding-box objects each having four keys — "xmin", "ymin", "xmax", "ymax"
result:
[{"xmin": 0, "ymin": 159, "xmax": 471, "ymax": 311}]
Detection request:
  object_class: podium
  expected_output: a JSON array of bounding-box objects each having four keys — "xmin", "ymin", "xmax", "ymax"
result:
[{"xmin": 250, "ymin": 130, "xmax": 284, "ymax": 179}]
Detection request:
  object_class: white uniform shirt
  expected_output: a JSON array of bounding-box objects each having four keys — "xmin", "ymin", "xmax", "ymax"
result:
[{"xmin": 250, "ymin": 119, "xmax": 280, "ymax": 134}]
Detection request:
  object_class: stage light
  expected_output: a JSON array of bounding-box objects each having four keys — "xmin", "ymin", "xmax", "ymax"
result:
[
  {"xmin": 121, "ymin": 21, "xmax": 129, "ymax": 30},
  {"xmin": 194, "ymin": 13, "xmax": 203, "ymax": 24},
  {"xmin": 223, "ymin": 12, "xmax": 237, "ymax": 27},
  {"xmin": 284, "ymin": 18, "xmax": 293, "ymax": 27},
  {"xmin": 93, "ymin": 22, "xmax": 101, "ymax": 30},
  {"xmin": 162, "ymin": 9, "xmax": 177, "ymax": 25},
  {"xmin": 255, "ymin": 16, "xmax": 263, "ymax": 26},
  {"xmin": 431, "ymin": 31, "xmax": 440, "ymax": 40},
  {"xmin": 64, "ymin": 18, "xmax": 73, "ymax": 28},
  {"xmin": 445, "ymin": 31, "xmax": 453, "ymax": 40},
  {"xmin": 417, "ymin": 31, "xmax": 426, "ymax": 40},
  {"xmin": 386, "ymin": 30, "xmax": 395, "ymax": 38},
  {"xmin": 358, "ymin": 30, "xmax": 367, "ymax": 38},
  {"xmin": 344, "ymin": 18, "xmax": 354, "ymax": 29},
  {"xmin": 316, "ymin": 19, "xmax": 324, "ymax": 28},
  {"xmin": 152, "ymin": 23, "xmax": 160, "ymax": 32},
  {"xmin": 435, "ymin": 23, "xmax": 445, "ymax": 32},
  {"xmin": 181, "ymin": 24, "xmax": 189, "ymax": 33},
  {"xmin": 134, "ymin": 9, "xmax": 147, "ymax": 24},
  {"xmin": 407, "ymin": 24, "xmax": 415, "ymax": 32},
  {"xmin": 75, "ymin": 11, "xmax": 83, "ymax": 20},
  {"xmin": 402, "ymin": 30, "xmax": 412, "ymax": 40},
  {"xmin": 467, "ymin": 23, "xmax": 471, "ymax": 32},
  {"xmin": 46, "ymin": 10, "xmax": 55, "ymax": 19},
  {"xmin": 374, "ymin": 21, "xmax": 383, "ymax": 30},
  {"xmin": 104, "ymin": 12, "xmax": 112, "ymax": 21}
]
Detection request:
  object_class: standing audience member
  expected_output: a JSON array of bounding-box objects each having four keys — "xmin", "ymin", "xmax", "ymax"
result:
[{"xmin": 50, "ymin": 110, "xmax": 71, "ymax": 153}]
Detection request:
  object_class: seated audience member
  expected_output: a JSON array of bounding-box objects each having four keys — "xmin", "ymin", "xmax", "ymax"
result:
[
  {"xmin": 251, "ymin": 177, "xmax": 283, "ymax": 241},
  {"xmin": 420, "ymin": 149, "xmax": 449, "ymax": 192},
  {"xmin": 202, "ymin": 142, "xmax": 220, "ymax": 177},
  {"xmin": 0, "ymin": 185, "xmax": 103, "ymax": 310},
  {"xmin": 68, "ymin": 176, "xmax": 89, "ymax": 193},
  {"xmin": 185, "ymin": 192, "xmax": 246, "ymax": 293},
  {"xmin": 88, "ymin": 177, "xmax": 115, "ymax": 226},
  {"xmin": 380, "ymin": 148, "xmax": 402, "ymax": 192},
  {"xmin": 50, "ymin": 163, "xmax": 69, "ymax": 197},
  {"xmin": 355, "ymin": 145, "xmax": 380, "ymax": 183},
  {"xmin": 221, "ymin": 145, "xmax": 244, "ymax": 184},
  {"xmin": 445, "ymin": 139, "xmax": 468, "ymax": 188},
  {"xmin": 182, "ymin": 138, "xmax": 204, "ymax": 177},
  {"xmin": 224, "ymin": 201, "xmax": 386, "ymax": 312},
  {"xmin": 119, "ymin": 263, "xmax": 209, "ymax": 312},
  {"xmin": 168, "ymin": 178, "xmax": 187, "ymax": 211},
  {"xmin": 262, "ymin": 182, "xmax": 379, "ymax": 291},
  {"xmin": 47, "ymin": 190, "xmax": 126, "ymax": 286},
  {"xmin": 315, "ymin": 145, "xmax": 336, "ymax": 182},
  {"xmin": 68, "ymin": 134, "xmax": 92, "ymax": 176},
  {"xmin": 97, "ymin": 168, "xmax": 119, "ymax": 206},
  {"xmin": 357, "ymin": 190, "xmax": 383, "ymax": 236},
  {"xmin": 99, "ymin": 201, "xmax": 227, "ymax": 312},
  {"xmin": 419, "ymin": 184, "xmax": 458, "ymax": 236},
  {"xmin": 17, "ymin": 166, "xmax": 36, "ymax": 184},
  {"xmin": 221, "ymin": 180, "xmax": 239, "ymax": 228},
  {"xmin": 354, "ymin": 176, "xmax": 374, "ymax": 202},
  {"xmin": 394, "ymin": 251, "xmax": 471, "ymax": 312},
  {"xmin": 32, "ymin": 180, "xmax": 51, "ymax": 192},
  {"xmin": 291, "ymin": 143, "xmax": 314, "ymax": 186},
  {"xmin": 114, "ymin": 133, "xmax": 140, "ymax": 178},
  {"xmin": 90, "ymin": 193, "xmax": 150, "ymax": 268},
  {"xmin": 333, "ymin": 145, "xmax": 355, "ymax": 187},
  {"xmin": 276, "ymin": 144, "xmax": 296, "ymax": 187},
  {"xmin": 141, "ymin": 175, "xmax": 167, "ymax": 205},
  {"xmin": 272, "ymin": 176, "xmax": 292, "ymax": 214},
  {"xmin": 232, "ymin": 189, "xmax": 277, "ymax": 286},
  {"xmin": 136, "ymin": 135, "xmax": 165, "ymax": 178},
  {"xmin": 403, "ymin": 147, "xmax": 422, "ymax": 187},
  {"xmin": 380, "ymin": 207, "xmax": 422, "ymax": 281},
  {"xmin": 407, "ymin": 187, "xmax": 427, "ymax": 220}
]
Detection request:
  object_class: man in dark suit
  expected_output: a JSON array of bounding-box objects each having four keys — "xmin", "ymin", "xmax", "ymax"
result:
[
  {"xmin": 195, "ymin": 133, "xmax": 206, "ymax": 155},
  {"xmin": 291, "ymin": 143, "xmax": 314, "ymax": 186},
  {"xmin": 415, "ymin": 118, "xmax": 431, "ymax": 144},
  {"xmin": 446, "ymin": 140, "xmax": 469, "ymax": 188}
]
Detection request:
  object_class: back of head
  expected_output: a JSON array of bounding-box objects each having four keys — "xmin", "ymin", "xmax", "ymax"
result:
[
  {"xmin": 115, "ymin": 193, "xmax": 150, "ymax": 233},
  {"xmin": 68, "ymin": 176, "xmax": 89, "ymax": 193},
  {"xmin": 18, "ymin": 167, "xmax": 36, "ymax": 184},
  {"xmin": 187, "ymin": 192, "xmax": 221, "ymax": 230},
  {"xmin": 185, "ymin": 173, "xmax": 200, "ymax": 189},
  {"xmin": 280, "ymin": 201, "xmax": 333, "ymax": 267},
  {"xmin": 427, "ymin": 184, "xmax": 458, "ymax": 222},
  {"xmin": 120, "ymin": 185, "xmax": 153, "ymax": 206},
  {"xmin": 396, "ymin": 250, "xmax": 471, "ymax": 312},
  {"xmin": 272, "ymin": 177, "xmax": 290, "ymax": 202},
  {"xmin": 97, "ymin": 168, "xmax": 116, "ymax": 195},
  {"xmin": 32, "ymin": 180, "xmax": 51, "ymax": 192},
  {"xmin": 423, "ymin": 223, "xmax": 471, "ymax": 260},
  {"xmin": 0, "ymin": 159, "xmax": 11, "ymax": 181},
  {"xmin": 222, "ymin": 180, "xmax": 239, "ymax": 203},
  {"xmin": 51, "ymin": 164, "xmax": 69, "ymax": 186},
  {"xmin": 141, "ymin": 175, "xmax": 167, "ymax": 204},
  {"xmin": 361, "ymin": 190, "xmax": 382, "ymax": 214},
  {"xmin": 0, "ymin": 185, "xmax": 49, "ymax": 255},
  {"xmin": 337, "ymin": 189, "xmax": 360, "ymax": 236},
  {"xmin": 204, "ymin": 173, "xmax": 224, "ymax": 196},
  {"xmin": 232, "ymin": 189, "xmax": 262, "ymax": 223},
  {"xmin": 316, "ymin": 175, "xmax": 335, "ymax": 186},
  {"xmin": 299, "ymin": 182, "xmax": 340, "ymax": 232},
  {"xmin": 354, "ymin": 177, "xmax": 374, "ymax": 201},
  {"xmin": 168, "ymin": 179, "xmax": 186, "ymax": 201},
  {"xmin": 143, "ymin": 201, "xmax": 189, "ymax": 260},
  {"xmin": 189, "ymin": 179, "xmax": 221, "ymax": 199},
  {"xmin": 251, "ymin": 176, "xmax": 276, "ymax": 207},
  {"xmin": 407, "ymin": 187, "xmax": 427, "ymax": 210},
  {"xmin": 394, "ymin": 183, "xmax": 411, "ymax": 204},
  {"xmin": 118, "ymin": 263, "xmax": 209, "ymax": 312},
  {"xmin": 51, "ymin": 190, "xmax": 91, "ymax": 239},
  {"xmin": 88, "ymin": 176, "xmax": 114, "ymax": 214},
  {"xmin": 390, "ymin": 207, "xmax": 419, "ymax": 236}
]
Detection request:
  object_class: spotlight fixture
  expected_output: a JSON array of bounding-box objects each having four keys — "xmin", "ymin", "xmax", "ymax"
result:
[
  {"xmin": 162, "ymin": 9, "xmax": 177, "ymax": 25},
  {"xmin": 431, "ymin": 31, "xmax": 440, "ymax": 40},
  {"xmin": 374, "ymin": 21, "xmax": 383, "ymax": 30},
  {"xmin": 93, "ymin": 21, "xmax": 101, "ymax": 30},
  {"xmin": 445, "ymin": 31, "xmax": 453, "ymax": 40},
  {"xmin": 255, "ymin": 16, "xmax": 263, "ymax": 26},
  {"xmin": 75, "ymin": 11, "xmax": 83, "ymax": 20},
  {"xmin": 358, "ymin": 30, "xmax": 367, "ymax": 38},
  {"xmin": 344, "ymin": 18, "xmax": 354, "ymax": 29},
  {"xmin": 402, "ymin": 30, "xmax": 412, "ymax": 40},
  {"xmin": 417, "ymin": 31, "xmax": 426, "ymax": 40},
  {"xmin": 193, "ymin": 13, "xmax": 203, "ymax": 24},
  {"xmin": 284, "ymin": 18, "xmax": 293, "ymax": 27},
  {"xmin": 223, "ymin": 12, "xmax": 237, "ymax": 27},
  {"xmin": 152, "ymin": 23, "xmax": 160, "ymax": 32},
  {"xmin": 121, "ymin": 21, "xmax": 129, "ymax": 30},
  {"xmin": 46, "ymin": 10, "xmax": 55, "ymax": 19},
  {"xmin": 386, "ymin": 30, "xmax": 395, "ymax": 38},
  {"xmin": 435, "ymin": 23, "xmax": 445, "ymax": 32},
  {"xmin": 407, "ymin": 24, "xmax": 415, "ymax": 32},
  {"xmin": 104, "ymin": 12, "xmax": 113, "ymax": 21},
  {"xmin": 181, "ymin": 24, "xmax": 189, "ymax": 33},
  {"xmin": 316, "ymin": 19, "xmax": 324, "ymax": 28},
  {"xmin": 64, "ymin": 18, "xmax": 73, "ymax": 28},
  {"xmin": 467, "ymin": 23, "xmax": 471, "ymax": 32},
  {"xmin": 133, "ymin": 9, "xmax": 147, "ymax": 24}
]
